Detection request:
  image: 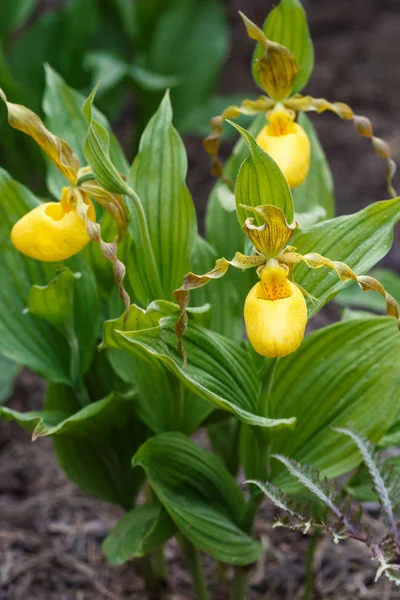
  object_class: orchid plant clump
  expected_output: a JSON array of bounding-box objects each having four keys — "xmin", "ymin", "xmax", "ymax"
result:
[{"xmin": 1, "ymin": 0, "xmax": 400, "ymax": 598}]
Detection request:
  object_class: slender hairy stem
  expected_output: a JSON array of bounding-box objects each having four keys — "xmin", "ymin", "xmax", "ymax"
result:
[
  {"xmin": 152, "ymin": 544, "xmax": 168, "ymax": 585},
  {"xmin": 139, "ymin": 554, "xmax": 164, "ymax": 600},
  {"xmin": 231, "ymin": 567, "xmax": 250, "ymax": 600},
  {"xmin": 178, "ymin": 535, "xmax": 210, "ymax": 600},
  {"xmin": 304, "ymin": 532, "xmax": 319, "ymax": 600}
]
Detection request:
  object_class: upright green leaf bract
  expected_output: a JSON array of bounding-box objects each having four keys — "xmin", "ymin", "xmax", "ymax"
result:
[
  {"xmin": 232, "ymin": 122, "xmax": 294, "ymax": 225},
  {"xmin": 292, "ymin": 198, "xmax": 400, "ymax": 317},
  {"xmin": 129, "ymin": 92, "xmax": 197, "ymax": 299},
  {"xmin": 252, "ymin": 0, "xmax": 314, "ymax": 94},
  {"xmin": 132, "ymin": 433, "xmax": 262, "ymax": 565},
  {"xmin": 267, "ymin": 318, "xmax": 400, "ymax": 490}
]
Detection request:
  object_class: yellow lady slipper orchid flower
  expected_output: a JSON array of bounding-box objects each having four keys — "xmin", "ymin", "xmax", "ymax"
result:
[
  {"xmin": 244, "ymin": 261, "xmax": 307, "ymax": 357},
  {"xmin": 256, "ymin": 107, "xmax": 310, "ymax": 189},
  {"xmin": 11, "ymin": 188, "xmax": 96, "ymax": 262},
  {"xmin": 174, "ymin": 204, "xmax": 399, "ymax": 364},
  {"xmin": 203, "ymin": 13, "xmax": 396, "ymax": 198}
]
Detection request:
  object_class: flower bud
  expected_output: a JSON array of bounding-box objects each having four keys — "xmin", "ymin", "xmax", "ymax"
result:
[
  {"xmin": 244, "ymin": 263, "xmax": 307, "ymax": 357},
  {"xmin": 256, "ymin": 108, "xmax": 311, "ymax": 189},
  {"xmin": 11, "ymin": 188, "xmax": 95, "ymax": 262}
]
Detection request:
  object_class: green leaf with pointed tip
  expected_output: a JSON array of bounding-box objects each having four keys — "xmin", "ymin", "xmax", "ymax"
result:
[
  {"xmin": 43, "ymin": 65, "xmax": 128, "ymax": 198},
  {"xmin": 293, "ymin": 113, "xmax": 334, "ymax": 224},
  {"xmin": 0, "ymin": 384, "xmax": 149, "ymax": 509},
  {"xmin": 0, "ymin": 355, "xmax": 20, "ymax": 404},
  {"xmin": 293, "ymin": 198, "xmax": 400, "ymax": 318},
  {"xmin": 252, "ymin": 0, "xmax": 314, "ymax": 94},
  {"xmin": 266, "ymin": 318, "xmax": 400, "ymax": 491},
  {"xmin": 103, "ymin": 503, "xmax": 176, "ymax": 566},
  {"xmin": 132, "ymin": 432, "xmax": 261, "ymax": 564},
  {"xmin": 129, "ymin": 92, "xmax": 197, "ymax": 299},
  {"xmin": 231, "ymin": 122, "xmax": 294, "ymax": 225},
  {"xmin": 104, "ymin": 310, "xmax": 295, "ymax": 430},
  {"xmin": 27, "ymin": 268, "xmax": 80, "ymax": 332},
  {"xmin": 83, "ymin": 87, "xmax": 128, "ymax": 195}
]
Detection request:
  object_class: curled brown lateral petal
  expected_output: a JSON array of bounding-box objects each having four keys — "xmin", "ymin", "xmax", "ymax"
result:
[
  {"xmin": 279, "ymin": 251, "xmax": 400, "ymax": 327},
  {"xmin": 173, "ymin": 252, "xmax": 266, "ymax": 367},
  {"xmin": 241, "ymin": 204, "xmax": 298, "ymax": 258},
  {"xmin": 285, "ymin": 94, "xmax": 397, "ymax": 198},
  {"xmin": 0, "ymin": 89, "xmax": 80, "ymax": 184},
  {"xmin": 239, "ymin": 12, "xmax": 299, "ymax": 102},
  {"xmin": 203, "ymin": 97, "xmax": 274, "ymax": 179},
  {"xmin": 75, "ymin": 189, "xmax": 130, "ymax": 311},
  {"xmin": 80, "ymin": 179, "xmax": 128, "ymax": 240}
]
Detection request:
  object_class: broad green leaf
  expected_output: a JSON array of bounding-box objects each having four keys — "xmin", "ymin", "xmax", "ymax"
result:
[
  {"xmin": 132, "ymin": 432, "xmax": 262, "ymax": 565},
  {"xmin": 232, "ymin": 122, "xmax": 294, "ymax": 225},
  {"xmin": 0, "ymin": 168, "xmax": 101, "ymax": 383},
  {"xmin": 252, "ymin": 0, "xmax": 314, "ymax": 94},
  {"xmin": 0, "ymin": 355, "xmax": 20, "ymax": 404},
  {"xmin": 0, "ymin": 169, "xmax": 70, "ymax": 381},
  {"xmin": 103, "ymin": 503, "xmax": 176, "ymax": 566},
  {"xmin": 104, "ymin": 309, "xmax": 295, "ymax": 430},
  {"xmin": 267, "ymin": 318, "xmax": 400, "ymax": 490},
  {"xmin": 0, "ymin": 384, "xmax": 149, "ymax": 509},
  {"xmin": 43, "ymin": 65, "xmax": 128, "ymax": 198},
  {"xmin": 293, "ymin": 113, "xmax": 334, "ymax": 223},
  {"xmin": 336, "ymin": 268, "xmax": 400, "ymax": 313},
  {"xmin": 129, "ymin": 92, "xmax": 197, "ymax": 299},
  {"xmin": 148, "ymin": 0, "xmax": 229, "ymax": 127},
  {"xmin": 208, "ymin": 416, "xmax": 241, "ymax": 476},
  {"xmin": 105, "ymin": 300, "xmax": 213, "ymax": 435},
  {"xmin": 293, "ymin": 198, "xmax": 400, "ymax": 317}
]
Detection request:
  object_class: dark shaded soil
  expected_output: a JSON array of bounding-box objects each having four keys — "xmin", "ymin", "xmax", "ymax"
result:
[{"xmin": 2, "ymin": 0, "xmax": 400, "ymax": 598}]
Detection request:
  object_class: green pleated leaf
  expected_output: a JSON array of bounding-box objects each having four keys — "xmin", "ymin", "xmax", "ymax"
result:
[
  {"xmin": 43, "ymin": 65, "xmax": 128, "ymax": 198},
  {"xmin": 0, "ymin": 355, "xmax": 20, "ymax": 404},
  {"xmin": 0, "ymin": 169, "xmax": 71, "ymax": 381},
  {"xmin": 292, "ymin": 198, "xmax": 400, "ymax": 317},
  {"xmin": 132, "ymin": 432, "xmax": 262, "ymax": 565},
  {"xmin": 128, "ymin": 91, "xmax": 197, "ymax": 299},
  {"xmin": 0, "ymin": 384, "xmax": 149, "ymax": 509},
  {"xmin": 266, "ymin": 318, "xmax": 400, "ymax": 491},
  {"xmin": 105, "ymin": 299, "xmax": 213, "ymax": 434},
  {"xmin": 252, "ymin": 0, "xmax": 314, "ymax": 94},
  {"xmin": 232, "ymin": 122, "xmax": 294, "ymax": 225},
  {"xmin": 104, "ymin": 309, "xmax": 295, "ymax": 430},
  {"xmin": 103, "ymin": 503, "xmax": 176, "ymax": 566},
  {"xmin": 336, "ymin": 268, "xmax": 400, "ymax": 313},
  {"xmin": 293, "ymin": 113, "xmax": 334, "ymax": 225}
]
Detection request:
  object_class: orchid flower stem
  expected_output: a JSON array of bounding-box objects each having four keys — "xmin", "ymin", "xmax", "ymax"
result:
[
  {"xmin": 178, "ymin": 535, "xmax": 210, "ymax": 600},
  {"xmin": 231, "ymin": 567, "xmax": 250, "ymax": 600}
]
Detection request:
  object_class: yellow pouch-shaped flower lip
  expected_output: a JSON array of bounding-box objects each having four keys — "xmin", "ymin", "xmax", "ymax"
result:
[
  {"xmin": 256, "ymin": 110, "xmax": 311, "ymax": 189},
  {"xmin": 244, "ymin": 265, "xmax": 307, "ymax": 358},
  {"xmin": 11, "ymin": 188, "xmax": 95, "ymax": 262}
]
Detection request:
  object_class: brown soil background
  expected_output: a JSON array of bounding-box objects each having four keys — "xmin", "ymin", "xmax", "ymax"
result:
[{"xmin": 1, "ymin": 0, "xmax": 400, "ymax": 598}]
